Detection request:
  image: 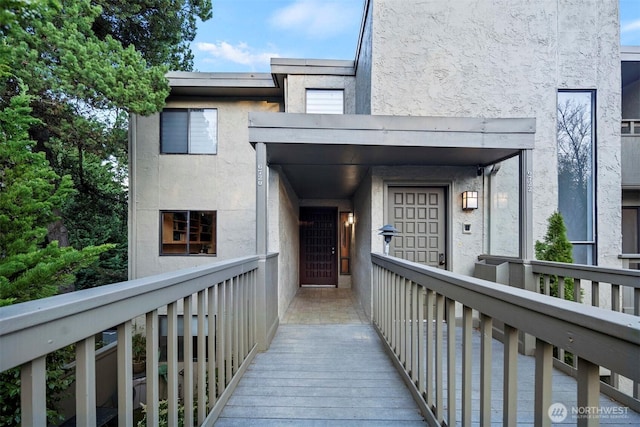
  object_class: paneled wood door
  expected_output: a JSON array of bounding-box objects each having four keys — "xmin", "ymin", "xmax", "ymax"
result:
[
  {"xmin": 389, "ymin": 187, "xmax": 447, "ymax": 268},
  {"xmin": 299, "ymin": 207, "xmax": 338, "ymax": 286}
]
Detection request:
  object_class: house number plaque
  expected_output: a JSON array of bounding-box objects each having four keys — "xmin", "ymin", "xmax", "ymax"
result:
[{"xmin": 257, "ymin": 163, "xmax": 263, "ymax": 186}]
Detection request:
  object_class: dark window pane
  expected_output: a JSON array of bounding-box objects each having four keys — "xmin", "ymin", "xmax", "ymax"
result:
[{"xmin": 161, "ymin": 110, "xmax": 188, "ymax": 153}]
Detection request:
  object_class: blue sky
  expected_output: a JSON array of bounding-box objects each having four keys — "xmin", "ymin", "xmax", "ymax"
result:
[{"xmin": 191, "ymin": 0, "xmax": 640, "ymax": 73}]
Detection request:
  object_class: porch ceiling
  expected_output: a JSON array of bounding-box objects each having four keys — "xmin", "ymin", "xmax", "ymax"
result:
[{"xmin": 249, "ymin": 112, "xmax": 536, "ymax": 199}]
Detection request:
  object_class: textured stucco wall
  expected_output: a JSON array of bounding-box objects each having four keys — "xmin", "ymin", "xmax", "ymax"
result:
[
  {"xmin": 371, "ymin": 166, "xmax": 482, "ymax": 276},
  {"xmin": 369, "ymin": 0, "xmax": 621, "ymax": 266},
  {"xmin": 352, "ymin": 170, "xmax": 373, "ymax": 317},
  {"xmin": 267, "ymin": 167, "xmax": 300, "ymax": 318},
  {"xmin": 129, "ymin": 99, "xmax": 279, "ymax": 279},
  {"xmin": 355, "ymin": 0, "xmax": 373, "ymax": 115},
  {"xmin": 285, "ymin": 75, "xmax": 356, "ymax": 114}
]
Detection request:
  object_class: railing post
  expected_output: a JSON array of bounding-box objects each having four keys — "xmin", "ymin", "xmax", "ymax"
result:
[
  {"xmin": 183, "ymin": 295, "xmax": 194, "ymax": 427},
  {"xmin": 480, "ymin": 314, "xmax": 492, "ymax": 426},
  {"xmin": 167, "ymin": 302, "xmax": 179, "ymax": 427},
  {"xmin": 20, "ymin": 357, "xmax": 47, "ymax": 427},
  {"xmin": 145, "ymin": 311, "xmax": 160, "ymax": 427},
  {"xmin": 534, "ymin": 339, "xmax": 552, "ymax": 427},
  {"xmin": 76, "ymin": 335, "xmax": 97, "ymax": 427},
  {"xmin": 503, "ymin": 325, "xmax": 518, "ymax": 426},
  {"xmin": 577, "ymin": 357, "xmax": 600, "ymax": 427},
  {"xmin": 255, "ymin": 255, "xmax": 277, "ymax": 351},
  {"xmin": 462, "ymin": 306, "xmax": 472, "ymax": 427},
  {"xmin": 511, "ymin": 260, "xmax": 536, "ymax": 355},
  {"xmin": 117, "ymin": 321, "xmax": 134, "ymax": 427}
]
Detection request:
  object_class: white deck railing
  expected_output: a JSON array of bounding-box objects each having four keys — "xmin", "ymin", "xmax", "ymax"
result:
[
  {"xmin": 0, "ymin": 254, "xmax": 275, "ymax": 427},
  {"xmin": 371, "ymin": 253, "xmax": 640, "ymax": 427}
]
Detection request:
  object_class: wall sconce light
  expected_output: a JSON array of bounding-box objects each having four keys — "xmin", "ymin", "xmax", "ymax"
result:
[
  {"xmin": 347, "ymin": 212, "xmax": 354, "ymax": 225},
  {"xmin": 462, "ymin": 191, "xmax": 478, "ymax": 210}
]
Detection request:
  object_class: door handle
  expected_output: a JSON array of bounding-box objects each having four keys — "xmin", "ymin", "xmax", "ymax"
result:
[
  {"xmin": 439, "ymin": 253, "xmax": 445, "ymax": 266},
  {"xmin": 331, "ymin": 247, "xmax": 335, "ymax": 255}
]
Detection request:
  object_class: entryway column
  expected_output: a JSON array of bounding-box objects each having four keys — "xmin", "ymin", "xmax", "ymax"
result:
[
  {"xmin": 519, "ymin": 149, "xmax": 533, "ymax": 260},
  {"xmin": 256, "ymin": 142, "xmax": 267, "ymax": 255},
  {"xmin": 519, "ymin": 148, "xmax": 536, "ymax": 355}
]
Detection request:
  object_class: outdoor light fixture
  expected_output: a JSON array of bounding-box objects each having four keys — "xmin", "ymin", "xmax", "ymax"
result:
[
  {"xmin": 347, "ymin": 212, "xmax": 354, "ymax": 225},
  {"xmin": 462, "ymin": 191, "xmax": 478, "ymax": 210},
  {"xmin": 378, "ymin": 224, "xmax": 399, "ymax": 255}
]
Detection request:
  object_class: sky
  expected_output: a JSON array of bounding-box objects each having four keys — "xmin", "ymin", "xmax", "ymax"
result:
[{"xmin": 191, "ymin": 0, "xmax": 640, "ymax": 73}]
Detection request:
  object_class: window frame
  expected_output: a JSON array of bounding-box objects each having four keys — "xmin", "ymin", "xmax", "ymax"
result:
[
  {"xmin": 160, "ymin": 108, "xmax": 218, "ymax": 155},
  {"xmin": 305, "ymin": 89, "xmax": 345, "ymax": 114},
  {"xmin": 160, "ymin": 210, "xmax": 217, "ymax": 256},
  {"xmin": 556, "ymin": 89, "xmax": 597, "ymax": 264}
]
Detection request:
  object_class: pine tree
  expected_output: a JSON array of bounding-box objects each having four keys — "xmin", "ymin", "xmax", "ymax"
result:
[
  {"xmin": 0, "ymin": 87, "xmax": 114, "ymax": 425},
  {"xmin": 535, "ymin": 211, "xmax": 575, "ymax": 300}
]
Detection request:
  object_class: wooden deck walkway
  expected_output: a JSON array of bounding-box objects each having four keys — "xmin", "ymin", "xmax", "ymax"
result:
[
  {"xmin": 215, "ymin": 323, "xmax": 427, "ymax": 426},
  {"xmin": 214, "ymin": 288, "xmax": 640, "ymax": 426}
]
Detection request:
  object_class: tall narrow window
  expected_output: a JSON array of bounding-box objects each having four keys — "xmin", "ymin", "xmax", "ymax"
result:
[
  {"xmin": 306, "ymin": 89, "xmax": 344, "ymax": 114},
  {"xmin": 161, "ymin": 109, "xmax": 217, "ymax": 154},
  {"xmin": 340, "ymin": 212, "xmax": 353, "ymax": 274},
  {"xmin": 557, "ymin": 91, "xmax": 595, "ymax": 264}
]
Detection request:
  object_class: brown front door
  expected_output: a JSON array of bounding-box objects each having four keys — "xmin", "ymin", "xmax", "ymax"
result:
[{"xmin": 299, "ymin": 207, "xmax": 338, "ymax": 286}]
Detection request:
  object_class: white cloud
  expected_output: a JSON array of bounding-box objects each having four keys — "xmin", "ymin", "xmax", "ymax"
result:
[
  {"xmin": 195, "ymin": 41, "xmax": 280, "ymax": 69},
  {"xmin": 621, "ymin": 19, "xmax": 640, "ymax": 34},
  {"xmin": 269, "ymin": 0, "xmax": 362, "ymax": 39}
]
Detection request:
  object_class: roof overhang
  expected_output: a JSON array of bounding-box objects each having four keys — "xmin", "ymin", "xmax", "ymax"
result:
[
  {"xmin": 166, "ymin": 71, "xmax": 283, "ymax": 99},
  {"xmin": 249, "ymin": 113, "xmax": 536, "ymax": 199}
]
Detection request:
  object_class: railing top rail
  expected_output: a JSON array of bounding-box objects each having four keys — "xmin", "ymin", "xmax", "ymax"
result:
[
  {"xmin": 372, "ymin": 253, "xmax": 640, "ymax": 381},
  {"xmin": 619, "ymin": 253, "xmax": 640, "ymax": 260},
  {"xmin": 477, "ymin": 254, "xmax": 525, "ymax": 264},
  {"xmin": 530, "ymin": 259, "xmax": 640, "ymax": 287},
  {"xmin": 0, "ymin": 255, "xmax": 262, "ymax": 371}
]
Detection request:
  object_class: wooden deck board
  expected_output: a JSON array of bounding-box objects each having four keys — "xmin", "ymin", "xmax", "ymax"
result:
[
  {"xmin": 214, "ymin": 289, "xmax": 640, "ymax": 426},
  {"xmin": 215, "ymin": 324, "xmax": 427, "ymax": 425}
]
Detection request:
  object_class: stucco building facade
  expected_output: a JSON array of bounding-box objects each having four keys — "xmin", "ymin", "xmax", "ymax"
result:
[{"xmin": 129, "ymin": 0, "xmax": 639, "ymax": 319}]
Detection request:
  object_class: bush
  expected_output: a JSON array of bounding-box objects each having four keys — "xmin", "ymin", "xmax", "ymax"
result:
[{"xmin": 535, "ymin": 212, "xmax": 576, "ymax": 300}]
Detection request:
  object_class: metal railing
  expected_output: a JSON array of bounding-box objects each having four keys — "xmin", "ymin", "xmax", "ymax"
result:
[
  {"xmin": 622, "ymin": 119, "xmax": 640, "ymax": 135},
  {"xmin": 372, "ymin": 253, "xmax": 640, "ymax": 426},
  {"xmin": 0, "ymin": 255, "xmax": 266, "ymax": 427}
]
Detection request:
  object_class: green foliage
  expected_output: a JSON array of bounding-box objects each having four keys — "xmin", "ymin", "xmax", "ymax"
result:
[
  {"xmin": 93, "ymin": 0, "xmax": 213, "ymax": 71},
  {"xmin": 4, "ymin": 0, "xmax": 169, "ymax": 115},
  {"xmin": 1, "ymin": 0, "xmax": 176, "ymax": 290},
  {"xmin": 0, "ymin": 347, "xmax": 76, "ymax": 426},
  {"xmin": 138, "ymin": 400, "xmax": 187, "ymax": 427},
  {"xmin": 535, "ymin": 212, "xmax": 575, "ymax": 300},
  {"xmin": 0, "ymin": 0, "xmax": 211, "ymax": 423},
  {"xmin": 0, "ymin": 89, "xmax": 112, "ymax": 423},
  {"xmin": 132, "ymin": 333, "xmax": 146, "ymax": 363},
  {"xmin": 0, "ymin": 89, "xmax": 113, "ymax": 306}
]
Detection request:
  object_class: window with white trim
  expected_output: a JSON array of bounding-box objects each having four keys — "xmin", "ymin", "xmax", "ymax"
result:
[
  {"xmin": 306, "ymin": 89, "xmax": 344, "ymax": 114},
  {"xmin": 161, "ymin": 108, "xmax": 217, "ymax": 154}
]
